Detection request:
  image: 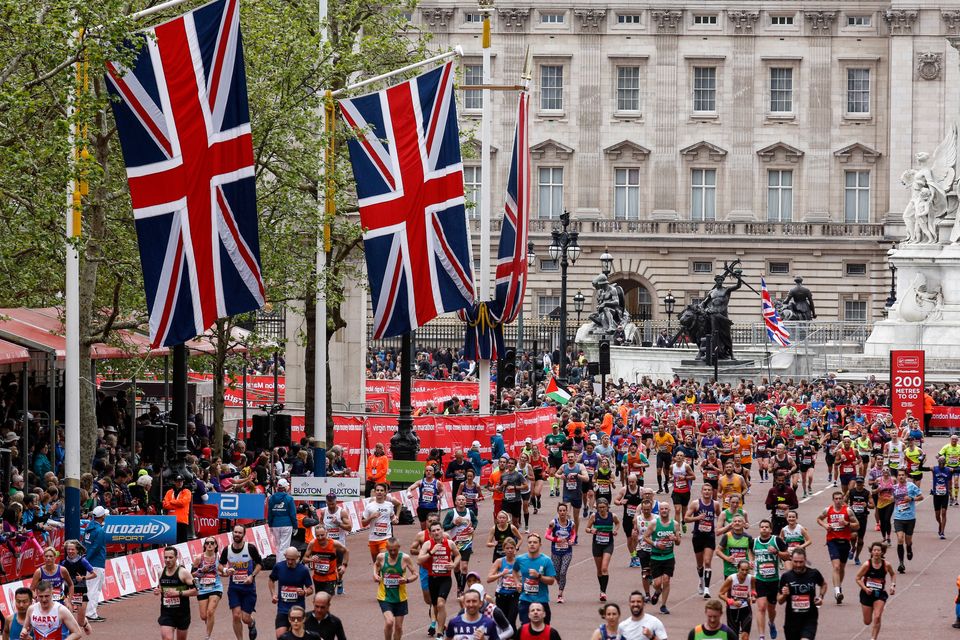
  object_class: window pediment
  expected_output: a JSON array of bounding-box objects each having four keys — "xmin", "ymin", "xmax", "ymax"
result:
[
  {"xmin": 833, "ymin": 142, "xmax": 881, "ymax": 164},
  {"xmin": 530, "ymin": 139, "xmax": 574, "ymax": 160},
  {"xmin": 679, "ymin": 140, "xmax": 728, "ymax": 161},
  {"xmin": 757, "ymin": 142, "xmax": 804, "ymax": 163},
  {"xmin": 603, "ymin": 140, "xmax": 651, "ymax": 161}
]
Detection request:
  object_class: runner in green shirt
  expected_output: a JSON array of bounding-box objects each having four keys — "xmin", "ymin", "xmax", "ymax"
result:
[
  {"xmin": 939, "ymin": 435, "xmax": 960, "ymax": 505},
  {"xmin": 753, "ymin": 519, "xmax": 789, "ymax": 640},
  {"xmin": 545, "ymin": 425, "xmax": 568, "ymax": 497},
  {"xmin": 717, "ymin": 515, "xmax": 753, "ymax": 578},
  {"xmin": 644, "ymin": 502, "xmax": 681, "ymax": 615}
]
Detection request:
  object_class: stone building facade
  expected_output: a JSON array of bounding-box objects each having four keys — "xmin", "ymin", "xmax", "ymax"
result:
[{"xmin": 414, "ymin": 1, "xmax": 960, "ymax": 324}]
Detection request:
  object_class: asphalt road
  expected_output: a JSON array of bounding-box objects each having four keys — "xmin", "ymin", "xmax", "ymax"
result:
[{"xmin": 88, "ymin": 436, "xmax": 960, "ymax": 639}]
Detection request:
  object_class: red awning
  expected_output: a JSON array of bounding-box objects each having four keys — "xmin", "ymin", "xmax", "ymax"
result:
[{"xmin": 0, "ymin": 339, "xmax": 29, "ymax": 365}]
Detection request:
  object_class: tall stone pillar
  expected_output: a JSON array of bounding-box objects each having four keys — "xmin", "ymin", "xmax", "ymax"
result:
[
  {"xmin": 885, "ymin": 9, "xmax": 918, "ymax": 221},
  {"xmin": 803, "ymin": 11, "xmax": 837, "ymax": 222},
  {"xmin": 573, "ymin": 8, "xmax": 606, "ymax": 218},
  {"xmin": 649, "ymin": 9, "xmax": 682, "ymax": 220},
  {"xmin": 726, "ymin": 11, "xmax": 759, "ymax": 221}
]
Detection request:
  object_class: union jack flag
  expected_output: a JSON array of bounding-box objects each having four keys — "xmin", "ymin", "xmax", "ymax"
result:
[
  {"xmin": 106, "ymin": 0, "xmax": 264, "ymax": 348},
  {"xmin": 339, "ymin": 62, "xmax": 474, "ymax": 339},
  {"xmin": 494, "ymin": 91, "xmax": 530, "ymax": 325},
  {"xmin": 761, "ymin": 276, "xmax": 791, "ymax": 347}
]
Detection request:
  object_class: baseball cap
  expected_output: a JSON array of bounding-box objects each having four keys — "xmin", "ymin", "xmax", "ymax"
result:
[
  {"xmin": 468, "ymin": 583, "xmax": 485, "ymax": 599},
  {"xmin": 855, "ymin": 476, "xmax": 865, "ymax": 482},
  {"xmin": 278, "ymin": 478, "xmax": 290, "ymax": 489},
  {"xmin": 138, "ymin": 469, "xmax": 149, "ymax": 477},
  {"xmin": 471, "ymin": 440, "xmax": 481, "ymax": 449},
  {"xmin": 174, "ymin": 474, "xmax": 184, "ymax": 481},
  {"xmin": 524, "ymin": 437, "xmax": 532, "ymax": 444},
  {"xmin": 496, "ymin": 426, "xmax": 504, "ymax": 433},
  {"xmin": 92, "ymin": 506, "xmax": 109, "ymax": 518}
]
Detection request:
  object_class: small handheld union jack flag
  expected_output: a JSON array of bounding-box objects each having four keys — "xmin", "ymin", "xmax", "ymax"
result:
[
  {"xmin": 761, "ymin": 276, "xmax": 791, "ymax": 347},
  {"xmin": 106, "ymin": 0, "xmax": 264, "ymax": 348}
]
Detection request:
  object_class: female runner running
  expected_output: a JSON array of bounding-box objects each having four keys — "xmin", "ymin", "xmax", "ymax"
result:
[
  {"xmin": 586, "ymin": 498, "xmax": 620, "ymax": 602},
  {"xmin": 192, "ymin": 536, "xmax": 224, "ymax": 640},
  {"xmin": 855, "ymin": 541, "xmax": 896, "ymax": 640},
  {"xmin": 544, "ymin": 502, "xmax": 576, "ymax": 603}
]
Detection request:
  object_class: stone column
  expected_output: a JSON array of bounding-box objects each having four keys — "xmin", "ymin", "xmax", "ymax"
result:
[
  {"xmin": 726, "ymin": 10, "xmax": 759, "ymax": 221},
  {"xmin": 574, "ymin": 8, "xmax": 606, "ymax": 218},
  {"xmin": 650, "ymin": 9, "xmax": 682, "ymax": 220},
  {"xmin": 802, "ymin": 11, "xmax": 837, "ymax": 222},
  {"xmin": 885, "ymin": 9, "xmax": 918, "ymax": 221}
]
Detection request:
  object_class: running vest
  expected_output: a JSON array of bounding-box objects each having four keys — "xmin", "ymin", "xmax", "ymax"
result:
[
  {"xmin": 650, "ymin": 519, "xmax": 676, "ymax": 561},
  {"xmin": 10, "ymin": 615, "xmax": 24, "ymax": 640},
  {"xmin": 722, "ymin": 533, "xmax": 751, "ymax": 576},
  {"xmin": 672, "ymin": 463, "xmax": 690, "ymax": 493},
  {"xmin": 377, "ymin": 552, "xmax": 407, "ymax": 604},
  {"xmin": 728, "ymin": 573, "xmax": 753, "ymax": 608},
  {"xmin": 863, "ymin": 560, "xmax": 887, "ymax": 595},
  {"xmin": 493, "ymin": 525, "xmax": 517, "ymax": 558},
  {"xmin": 886, "ymin": 442, "xmax": 904, "ymax": 469},
  {"xmin": 753, "ymin": 536, "xmax": 781, "ymax": 582},
  {"xmin": 519, "ymin": 624, "xmax": 553, "ymax": 640},
  {"xmin": 158, "ymin": 567, "xmax": 190, "ymax": 618},
  {"xmin": 933, "ymin": 467, "xmax": 952, "ymax": 497},
  {"xmin": 307, "ymin": 538, "xmax": 339, "ymax": 583},
  {"xmin": 592, "ymin": 512, "xmax": 614, "ymax": 547},
  {"xmin": 693, "ymin": 499, "xmax": 716, "ymax": 536},
  {"xmin": 622, "ymin": 487, "xmax": 642, "ymax": 521},
  {"xmin": 550, "ymin": 518, "xmax": 574, "ymax": 555},
  {"xmin": 626, "ymin": 453, "xmax": 645, "ymax": 476},
  {"xmin": 848, "ymin": 488, "xmax": 871, "ymax": 517},
  {"xmin": 581, "ymin": 452, "xmax": 599, "ymax": 478},
  {"xmin": 595, "ymin": 467, "xmax": 614, "ymax": 499},
  {"xmin": 561, "ymin": 464, "xmax": 583, "ymax": 497},
  {"xmin": 322, "ymin": 507, "xmax": 347, "ymax": 543},
  {"xmin": 636, "ymin": 517, "xmax": 656, "ymax": 552},
  {"xmin": 193, "ymin": 556, "xmax": 223, "ymax": 593},
  {"xmin": 418, "ymin": 478, "xmax": 440, "ymax": 510},
  {"xmin": 425, "ymin": 538, "xmax": 453, "ymax": 577},
  {"xmin": 460, "ymin": 483, "xmax": 481, "ymax": 511},
  {"xmin": 448, "ymin": 509, "xmax": 475, "ymax": 551},
  {"xmin": 825, "ymin": 505, "xmax": 853, "ymax": 541},
  {"xmin": 496, "ymin": 556, "xmax": 520, "ymax": 594},
  {"xmin": 38, "ymin": 566, "xmax": 65, "ymax": 602},
  {"xmin": 224, "ymin": 544, "xmax": 258, "ymax": 589},
  {"xmin": 781, "ymin": 525, "xmax": 806, "ymax": 550},
  {"xmin": 28, "ymin": 605, "xmax": 65, "ymax": 640}
]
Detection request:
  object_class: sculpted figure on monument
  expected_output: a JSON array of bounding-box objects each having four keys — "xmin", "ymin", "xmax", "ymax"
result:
[
  {"xmin": 780, "ymin": 276, "xmax": 816, "ymax": 321},
  {"xmin": 678, "ymin": 260, "xmax": 743, "ymax": 362},
  {"xmin": 900, "ymin": 123, "xmax": 959, "ymax": 244},
  {"xmin": 589, "ymin": 274, "xmax": 626, "ymax": 335}
]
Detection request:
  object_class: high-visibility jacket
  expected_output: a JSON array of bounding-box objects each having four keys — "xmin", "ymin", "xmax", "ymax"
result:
[
  {"xmin": 367, "ymin": 454, "xmax": 389, "ymax": 484},
  {"xmin": 162, "ymin": 488, "xmax": 192, "ymax": 524}
]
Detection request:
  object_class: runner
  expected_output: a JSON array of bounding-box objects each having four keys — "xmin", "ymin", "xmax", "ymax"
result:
[
  {"xmin": 765, "ymin": 470, "xmax": 799, "ymax": 536},
  {"xmin": 702, "ymin": 449, "xmax": 723, "ymax": 491},
  {"xmin": 6, "ymin": 587, "xmax": 32, "ymax": 640},
  {"xmin": 58, "ymin": 541, "xmax": 94, "ymax": 634},
  {"xmin": 635, "ymin": 499, "xmax": 658, "ymax": 602},
  {"xmin": 191, "ymin": 536, "xmax": 225, "ymax": 640},
  {"xmin": 413, "ymin": 513, "xmax": 447, "ymax": 638},
  {"xmin": 777, "ymin": 548, "xmax": 827, "ymax": 640},
  {"xmin": 614, "ymin": 474, "xmax": 642, "ymax": 568},
  {"xmin": 456, "ymin": 469, "xmax": 484, "ymax": 517},
  {"xmin": 519, "ymin": 453, "xmax": 536, "ymax": 532},
  {"xmin": 718, "ymin": 561, "xmax": 754, "ymax": 640},
  {"xmin": 618, "ymin": 591, "xmax": 668, "ymax": 640},
  {"xmin": 645, "ymin": 501, "xmax": 681, "ymax": 615},
  {"xmin": 487, "ymin": 509, "xmax": 522, "ymax": 563},
  {"xmin": 718, "ymin": 461, "xmax": 747, "ymax": 510},
  {"xmin": 938, "ymin": 434, "xmax": 960, "ymax": 505},
  {"xmin": 903, "ymin": 437, "xmax": 926, "ymax": 489},
  {"xmin": 443, "ymin": 589, "xmax": 498, "ymax": 640},
  {"xmin": 362, "ymin": 483, "xmax": 402, "ymax": 562},
  {"xmin": 854, "ymin": 541, "xmax": 896, "ymax": 640},
  {"xmin": 21, "ymin": 581, "xmax": 83, "ymax": 640},
  {"xmin": 591, "ymin": 603, "xmax": 626, "ymax": 640},
  {"xmin": 155, "ymin": 547, "xmax": 197, "ymax": 640},
  {"xmin": 29, "ymin": 548, "xmax": 72, "ymax": 605},
  {"xmin": 557, "ymin": 451, "xmax": 589, "ymax": 537},
  {"xmin": 622, "ymin": 442, "xmax": 649, "ymax": 487},
  {"xmin": 794, "ymin": 435, "xmax": 816, "ymax": 497},
  {"xmin": 883, "ymin": 434, "xmax": 904, "ymax": 473},
  {"xmin": 594, "ymin": 456, "xmax": 617, "ymax": 511},
  {"xmin": 499, "ymin": 458, "xmax": 529, "ymax": 530},
  {"xmin": 816, "ymin": 491, "xmax": 858, "ymax": 604},
  {"xmin": 373, "ymin": 537, "xmax": 418, "ymax": 640},
  {"xmin": 717, "ymin": 494, "xmax": 750, "ymax": 536},
  {"xmin": 580, "ymin": 440, "xmax": 601, "ymax": 516},
  {"xmin": 892, "ymin": 469, "xmax": 924, "ymax": 573},
  {"xmin": 685, "ymin": 483, "xmax": 718, "ymax": 599},
  {"xmin": 653, "ymin": 426, "xmax": 676, "ymax": 494},
  {"xmin": 487, "ymin": 536, "xmax": 521, "ymax": 630},
  {"xmin": 442, "ymin": 494, "xmax": 478, "ymax": 596},
  {"xmin": 755, "ymin": 428, "xmax": 772, "ymax": 483},
  {"xmin": 545, "ymin": 424, "xmax": 568, "ymax": 497},
  {"xmin": 517, "ymin": 602, "xmax": 560, "ymax": 640},
  {"xmin": 544, "ymin": 502, "xmax": 576, "ymax": 604},
  {"xmin": 464, "ymin": 577, "xmax": 513, "ymax": 639},
  {"xmin": 671, "ymin": 452, "xmax": 695, "ymax": 533},
  {"xmin": 268, "ymin": 547, "xmax": 313, "ymax": 639},
  {"xmin": 321, "ymin": 492, "xmax": 352, "ymax": 596},
  {"xmin": 874, "ymin": 467, "xmax": 896, "ymax": 545},
  {"xmin": 218, "ymin": 524, "xmax": 263, "ymax": 640},
  {"xmin": 686, "ymin": 598, "xmax": 738, "ymax": 640},
  {"xmin": 418, "ymin": 522, "xmax": 461, "ymax": 637},
  {"xmin": 779, "ymin": 511, "xmax": 812, "ymax": 571},
  {"xmin": 717, "ymin": 515, "xmax": 753, "ymax": 581},
  {"xmin": 529, "ymin": 446, "xmax": 548, "ymax": 513},
  {"xmin": 846, "ymin": 477, "xmax": 874, "ymax": 565},
  {"xmin": 513, "ymin": 533, "xmax": 557, "ymax": 625},
  {"xmin": 409, "ymin": 465, "xmax": 445, "ymax": 531},
  {"xmin": 752, "ymin": 519, "xmax": 789, "ymax": 640},
  {"xmin": 586, "ymin": 498, "xmax": 620, "ymax": 602},
  {"xmin": 278, "ymin": 606, "xmax": 315, "ymax": 640},
  {"xmin": 931, "ymin": 455, "xmax": 952, "ymax": 539},
  {"xmin": 855, "ymin": 429, "xmax": 873, "ymax": 478},
  {"xmin": 304, "ymin": 526, "xmax": 349, "ymax": 597},
  {"xmin": 737, "ymin": 428, "xmax": 754, "ymax": 491}
]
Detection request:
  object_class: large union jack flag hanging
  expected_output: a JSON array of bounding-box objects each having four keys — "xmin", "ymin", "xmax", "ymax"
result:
[
  {"xmin": 106, "ymin": 0, "xmax": 264, "ymax": 348},
  {"xmin": 761, "ymin": 276, "xmax": 792, "ymax": 347},
  {"xmin": 339, "ymin": 62, "xmax": 475, "ymax": 339},
  {"xmin": 459, "ymin": 90, "xmax": 531, "ymax": 360}
]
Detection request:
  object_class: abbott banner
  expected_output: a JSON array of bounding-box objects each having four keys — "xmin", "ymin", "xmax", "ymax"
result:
[
  {"xmin": 891, "ymin": 350, "xmax": 925, "ymax": 428},
  {"xmin": 290, "ymin": 477, "xmax": 362, "ymax": 502}
]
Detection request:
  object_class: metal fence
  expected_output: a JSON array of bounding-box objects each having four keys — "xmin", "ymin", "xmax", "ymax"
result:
[{"xmin": 366, "ymin": 317, "xmax": 874, "ymax": 355}]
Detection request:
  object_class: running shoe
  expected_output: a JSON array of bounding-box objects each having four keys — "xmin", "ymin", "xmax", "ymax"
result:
[
  {"xmin": 630, "ymin": 556, "xmax": 642, "ymax": 568},
  {"xmin": 848, "ymin": 549, "xmax": 855, "ymax": 560},
  {"xmin": 583, "ymin": 506, "xmax": 589, "ymax": 517},
  {"xmin": 336, "ymin": 582, "xmax": 344, "ymax": 595},
  {"xmin": 897, "ymin": 564, "xmax": 906, "ymax": 574},
  {"xmin": 854, "ymin": 558, "xmax": 861, "ymax": 566},
  {"xmin": 428, "ymin": 622, "xmax": 436, "ymax": 637},
  {"xmin": 770, "ymin": 621, "xmax": 778, "ymax": 639},
  {"xmin": 659, "ymin": 605, "xmax": 670, "ymax": 615},
  {"xmin": 248, "ymin": 622, "xmax": 258, "ymax": 640},
  {"xmin": 87, "ymin": 617, "xmax": 106, "ymax": 624},
  {"xmin": 703, "ymin": 588, "xmax": 711, "ymax": 599},
  {"xmin": 600, "ymin": 592, "xmax": 607, "ymax": 602},
  {"xmin": 557, "ymin": 593, "xmax": 565, "ymax": 603},
  {"xmin": 682, "ymin": 523, "xmax": 688, "ymax": 534},
  {"xmin": 836, "ymin": 591, "xmax": 843, "ymax": 604},
  {"xmin": 941, "ymin": 532, "xmax": 947, "ymax": 540},
  {"xmin": 534, "ymin": 508, "xmax": 539, "ymax": 515},
  {"xmin": 650, "ymin": 590, "xmax": 661, "ymax": 605},
  {"xmin": 698, "ymin": 584, "xmax": 704, "ymax": 596},
  {"xmin": 907, "ymin": 547, "xmax": 913, "ymax": 561}
]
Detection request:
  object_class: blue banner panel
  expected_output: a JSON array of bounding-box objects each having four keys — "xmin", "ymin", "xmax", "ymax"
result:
[
  {"xmin": 207, "ymin": 493, "xmax": 266, "ymax": 519},
  {"xmin": 103, "ymin": 515, "xmax": 178, "ymax": 544}
]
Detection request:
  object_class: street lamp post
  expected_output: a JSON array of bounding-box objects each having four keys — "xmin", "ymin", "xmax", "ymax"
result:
[
  {"xmin": 600, "ymin": 249, "xmax": 613, "ymax": 277},
  {"xmin": 573, "ymin": 291, "xmax": 585, "ymax": 324},
  {"xmin": 885, "ymin": 248, "xmax": 898, "ymax": 311},
  {"xmin": 547, "ymin": 211, "xmax": 580, "ymax": 384},
  {"xmin": 664, "ymin": 291, "xmax": 676, "ymax": 345}
]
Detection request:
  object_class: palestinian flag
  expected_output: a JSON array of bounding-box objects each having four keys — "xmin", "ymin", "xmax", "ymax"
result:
[{"xmin": 545, "ymin": 377, "xmax": 571, "ymax": 405}]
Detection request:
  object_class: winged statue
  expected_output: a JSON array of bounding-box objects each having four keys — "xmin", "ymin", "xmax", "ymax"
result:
[{"xmin": 900, "ymin": 122, "xmax": 960, "ymax": 244}]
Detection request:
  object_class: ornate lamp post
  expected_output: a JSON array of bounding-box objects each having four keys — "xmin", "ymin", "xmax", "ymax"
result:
[
  {"xmin": 885, "ymin": 245, "xmax": 898, "ymax": 311},
  {"xmin": 548, "ymin": 210, "xmax": 580, "ymax": 383},
  {"xmin": 573, "ymin": 291, "xmax": 585, "ymax": 324},
  {"xmin": 664, "ymin": 290, "xmax": 677, "ymax": 336},
  {"xmin": 600, "ymin": 250, "xmax": 613, "ymax": 277}
]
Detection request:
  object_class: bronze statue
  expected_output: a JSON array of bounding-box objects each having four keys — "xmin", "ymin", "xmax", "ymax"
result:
[
  {"xmin": 680, "ymin": 261, "xmax": 744, "ymax": 362},
  {"xmin": 780, "ymin": 276, "xmax": 816, "ymax": 321},
  {"xmin": 588, "ymin": 274, "xmax": 626, "ymax": 336}
]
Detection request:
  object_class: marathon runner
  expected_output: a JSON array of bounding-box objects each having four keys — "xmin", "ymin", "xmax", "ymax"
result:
[
  {"xmin": 591, "ymin": 603, "xmax": 626, "ymax": 640},
  {"xmin": 486, "ymin": 510, "xmax": 521, "ymax": 563},
  {"xmin": 718, "ymin": 462, "xmax": 747, "ymax": 511},
  {"xmin": 557, "ymin": 451, "xmax": 589, "ymax": 537},
  {"xmin": 191, "ymin": 536, "xmax": 225, "ymax": 640},
  {"xmin": 794, "ymin": 435, "xmax": 816, "ymax": 497},
  {"xmin": 653, "ymin": 425, "xmax": 676, "ymax": 494},
  {"xmin": 586, "ymin": 498, "xmax": 620, "ymax": 602},
  {"xmin": 717, "ymin": 560, "xmax": 754, "ymax": 640},
  {"xmin": 717, "ymin": 495, "xmax": 750, "ymax": 536},
  {"xmin": 321, "ymin": 492, "xmax": 352, "ymax": 596},
  {"xmin": 418, "ymin": 522, "xmax": 461, "ymax": 636},
  {"xmin": 635, "ymin": 499, "xmax": 658, "ymax": 602},
  {"xmin": 717, "ymin": 516, "xmax": 752, "ymax": 582},
  {"xmin": 6, "ymin": 587, "xmax": 32, "ymax": 640},
  {"xmin": 777, "ymin": 548, "xmax": 827, "ymax": 640},
  {"xmin": 268, "ymin": 547, "xmax": 313, "ymax": 639},
  {"xmin": 581, "ymin": 440, "xmax": 602, "ymax": 517},
  {"xmin": 874, "ymin": 467, "xmax": 896, "ymax": 545},
  {"xmin": 499, "ymin": 458, "xmax": 530, "ymax": 530},
  {"xmin": 362, "ymin": 483, "xmax": 402, "ymax": 561},
  {"xmin": 544, "ymin": 503, "xmax": 576, "ymax": 604},
  {"xmin": 618, "ymin": 591, "xmax": 668, "ymax": 640},
  {"xmin": 373, "ymin": 537, "xmax": 418, "ymax": 640},
  {"xmin": 21, "ymin": 581, "xmax": 82, "ymax": 640},
  {"xmin": 615, "ymin": 474, "xmax": 644, "ymax": 567},
  {"xmin": 752, "ymin": 519, "xmax": 789, "ymax": 640},
  {"xmin": 513, "ymin": 533, "xmax": 557, "ymax": 625},
  {"xmin": 155, "ymin": 547, "xmax": 197, "ymax": 640},
  {"xmin": 701, "ymin": 449, "xmax": 723, "ymax": 492},
  {"xmin": 442, "ymin": 494, "xmax": 478, "ymax": 595},
  {"xmin": 854, "ymin": 541, "xmax": 896, "ymax": 640},
  {"xmin": 817, "ymin": 491, "xmax": 858, "ymax": 603},
  {"xmin": 938, "ymin": 434, "xmax": 960, "ymax": 505},
  {"xmin": 218, "ymin": 523, "xmax": 263, "ymax": 640},
  {"xmin": 622, "ymin": 442, "xmax": 649, "ymax": 487},
  {"xmin": 409, "ymin": 465, "xmax": 445, "ymax": 531},
  {"xmin": 304, "ymin": 526, "xmax": 349, "ymax": 597},
  {"xmin": 645, "ymin": 501, "xmax": 681, "ymax": 615},
  {"xmin": 545, "ymin": 424, "xmax": 568, "ymax": 497},
  {"xmin": 685, "ymin": 483, "xmax": 718, "ymax": 599},
  {"xmin": 892, "ymin": 469, "xmax": 923, "ymax": 573},
  {"xmin": 846, "ymin": 477, "xmax": 874, "ymax": 565},
  {"xmin": 594, "ymin": 456, "xmax": 617, "ymax": 511},
  {"xmin": 765, "ymin": 470, "xmax": 798, "ymax": 535},
  {"xmin": 455, "ymin": 469, "xmax": 484, "ymax": 518},
  {"xmin": 779, "ymin": 511, "xmax": 812, "ymax": 571},
  {"xmin": 412, "ymin": 513, "xmax": 446, "ymax": 637},
  {"xmin": 487, "ymin": 536, "xmax": 520, "ymax": 629},
  {"xmin": 443, "ymin": 589, "xmax": 498, "ymax": 640},
  {"xmin": 903, "ymin": 437, "xmax": 925, "ymax": 488},
  {"xmin": 932, "ymin": 455, "xmax": 953, "ymax": 539},
  {"xmin": 671, "ymin": 452, "xmax": 695, "ymax": 533},
  {"xmin": 30, "ymin": 548, "xmax": 73, "ymax": 604}
]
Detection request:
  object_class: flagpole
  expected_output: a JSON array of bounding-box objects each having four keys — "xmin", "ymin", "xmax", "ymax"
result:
[
  {"xmin": 64, "ymin": 27, "xmax": 85, "ymax": 541},
  {"xmin": 477, "ymin": 7, "xmax": 493, "ymax": 416},
  {"xmin": 129, "ymin": 0, "xmax": 195, "ymax": 21},
  {"xmin": 330, "ymin": 47, "xmax": 463, "ymax": 98}
]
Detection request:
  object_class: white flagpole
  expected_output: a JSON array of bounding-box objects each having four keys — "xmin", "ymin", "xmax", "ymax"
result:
[
  {"xmin": 478, "ymin": 8, "xmax": 493, "ymax": 416},
  {"xmin": 316, "ymin": 0, "xmax": 329, "ymax": 450},
  {"xmin": 129, "ymin": 0, "xmax": 195, "ymax": 21},
  {"xmin": 330, "ymin": 47, "xmax": 462, "ymax": 98}
]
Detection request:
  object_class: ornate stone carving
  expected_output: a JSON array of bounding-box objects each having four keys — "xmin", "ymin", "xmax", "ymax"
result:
[
  {"xmin": 530, "ymin": 139, "xmax": 574, "ymax": 160},
  {"xmin": 757, "ymin": 142, "xmax": 805, "ymax": 163},
  {"xmin": 917, "ymin": 52, "xmax": 943, "ymax": 81},
  {"xmin": 833, "ymin": 143, "xmax": 882, "ymax": 164},
  {"xmin": 650, "ymin": 9, "xmax": 683, "ymax": 33},
  {"xmin": 496, "ymin": 7, "xmax": 530, "ymax": 30},
  {"xmin": 679, "ymin": 141, "xmax": 728, "ymax": 162},
  {"xmin": 899, "ymin": 124, "xmax": 960, "ymax": 244},
  {"xmin": 421, "ymin": 7, "xmax": 454, "ymax": 28},
  {"xmin": 603, "ymin": 140, "xmax": 651, "ymax": 161},
  {"xmin": 728, "ymin": 10, "xmax": 760, "ymax": 33},
  {"xmin": 944, "ymin": 11, "xmax": 960, "ymax": 33},
  {"xmin": 574, "ymin": 8, "xmax": 607, "ymax": 31},
  {"xmin": 884, "ymin": 9, "xmax": 918, "ymax": 35},
  {"xmin": 803, "ymin": 11, "xmax": 837, "ymax": 33}
]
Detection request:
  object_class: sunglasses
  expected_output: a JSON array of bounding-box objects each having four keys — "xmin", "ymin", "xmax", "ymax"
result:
[
  {"xmin": 204, "ymin": 541, "xmax": 216, "ymax": 547},
  {"xmin": 288, "ymin": 616, "xmax": 304, "ymax": 622}
]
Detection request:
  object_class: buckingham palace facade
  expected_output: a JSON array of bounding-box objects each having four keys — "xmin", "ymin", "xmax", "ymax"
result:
[{"xmin": 409, "ymin": 2, "xmax": 960, "ymax": 324}]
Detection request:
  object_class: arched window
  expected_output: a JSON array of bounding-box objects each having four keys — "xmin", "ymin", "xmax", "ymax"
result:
[{"xmin": 613, "ymin": 278, "xmax": 654, "ymax": 320}]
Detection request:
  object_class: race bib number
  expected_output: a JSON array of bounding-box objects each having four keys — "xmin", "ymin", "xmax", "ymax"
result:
[
  {"xmin": 504, "ymin": 487, "xmax": 517, "ymax": 501},
  {"xmin": 421, "ymin": 487, "xmax": 435, "ymax": 503},
  {"xmin": 71, "ymin": 594, "xmax": 83, "ymax": 607},
  {"xmin": 659, "ymin": 445, "xmax": 668, "ymax": 453},
  {"xmin": 595, "ymin": 532, "xmax": 611, "ymax": 545},
  {"xmin": 936, "ymin": 483, "xmax": 948, "ymax": 496},
  {"xmin": 758, "ymin": 562, "xmax": 776, "ymax": 578},
  {"xmin": 949, "ymin": 456, "xmax": 959, "ymax": 466},
  {"xmin": 842, "ymin": 464, "xmax": 855, "ymax": 474},
  {"xmin": 374, "ymin": 521, "xmax": 390, "ymax": 537},
  {"xmin": 776, "ymin": 505, "xmax": 788, "ymax": 517},
  {"xmin": 554, "ymin": 538, "xmax": 569, "ymax": 551},
  {"xmin": 523, "ymin": 578, "xmax": 540, "ymax": 594},
  {"xmin": 314, "ymin": 561, "xmax": 330, "ymax": 574},
  {"xmin": 280, "ymin": 586, "xmax": 300, "ymax": 602},
  {"xmin": 802, "ymin": 457, "xmax": 812, "ymax": 465},
  {"xmin": 757, "ymin": 444, "xmax": 767, "ymax": 453},
  {"xmin": 565, "ymin": 478, "xmax": 578, "ymax": 491},
  {"xmin": 201, "ymin": 576, "xmax": 216, "ymax": 586},
  {"xmin": 626, "ymin": 506, "xmax": 637, "ymax": 518},
  {"xmin": 384, "ymin": 574, "xmax": 402, "ymax": 589},
  {"xmin": 791, "ymin": 594, "xmax": 811, "ymax": 611},
  {"xmin": 432, "ymin": 558, "xmax": 451, "ymax": 574},
  {"xmin": 865, "ymin": 578, "xmax": 883, "ymax": 591},
  {"xmin": 896, "ymin": 500, "xmax": 910, "ymax": 513},
  {"xmin": 674, "ymin": 477, "xmax": 687, "ymax": 490},
  {"xmin": 163, "ymin": 595, "xmax": 181, "ymax": 607},
  {"xmin": 852, "ymin": 501, "xmax": 866, "ymax": 514},
  {"xmin": 232, "ymin": 570, "xmax": 249, "ymax": 585},
  {"xmin": 698, "ymin": 519, "xmax": 713, "ymax": 533},
  {"xmin": 548, "ymin": 445, "xmax": 559, "ymax": 455},
  {"xmin": 731, "ymin": 585, "xmax": 750, "ymax": 600},
  {"xmin": 501, "ymin": 574, "xmax": 519, "ymax": 591}
]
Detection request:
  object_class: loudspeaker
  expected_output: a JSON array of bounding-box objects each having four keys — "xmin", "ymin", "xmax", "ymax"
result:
[
  {"xmin": 598, "ymin": 339, "xmax": 611, "ymax": 375},
  {"xmin": 250, "ymin": 413, "xmax": 292, "ymax": 449}
]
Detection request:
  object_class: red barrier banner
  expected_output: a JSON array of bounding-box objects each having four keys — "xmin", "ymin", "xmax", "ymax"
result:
[
  {"xmin": 931, "ymin": 406, "xmax": 960, "ymax": 430},
  {"xmin": 891, "ymin": 350, "xmax": 925, "ymax": 427},
  {"xmin": 193, "ymin": 503, "xmax": 220, "ymax": 537}
]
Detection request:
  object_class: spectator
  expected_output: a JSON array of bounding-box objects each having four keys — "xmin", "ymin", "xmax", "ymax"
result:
[
  {"xmin": 162, "ymin": 474, "xmax": 193, "ymax": 543},
  {"xmin": 83, "ymin": 506, "xmax": 108, "ymax": 622},
  {"xmin": 365, "ymin": 443, "xmax": 389, "ymax": 496},
  {"xmin": 268, "ymin": 478, "xmax": 298, "ymax": 552}
]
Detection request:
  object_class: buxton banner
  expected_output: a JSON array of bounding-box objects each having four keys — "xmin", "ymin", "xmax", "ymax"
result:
[
  {"xmin": 890, "ymin": 350, "xmax": 925, "ymax": 427},
  {"xmin": 290, "ymin": 476, "xmax": 362, "ymax": 502}
]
